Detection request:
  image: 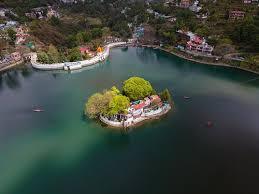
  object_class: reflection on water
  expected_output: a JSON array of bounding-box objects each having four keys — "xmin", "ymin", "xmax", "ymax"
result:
[{"xmin": 0, "ymin": 68, "xmax": 34, "ymax": 91}]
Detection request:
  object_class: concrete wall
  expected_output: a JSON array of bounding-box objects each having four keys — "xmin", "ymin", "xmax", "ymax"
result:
[{"xmin": 31, "ymin": 42, "xmax": 128, "ymax": 71}]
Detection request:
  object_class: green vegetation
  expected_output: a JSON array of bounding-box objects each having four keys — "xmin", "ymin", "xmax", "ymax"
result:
[
  {"xmin": 159, "ymin": 89, "xmax": 171, "ymax": 102},
  {"xmin": 85, "ymin": 77, "xmax": 171, "ymax": 119},
  {"xmin": 85, "ymin": 86, "xmax": 129, "ymax": 119},
  {"xmin": 7, "ymin": 28, "xmax": 16, "ymax": 45},
  {"xmin": 122, "ymin": 77, "xmax": 154, "ymax": 101},
  {"xmin": 108, "ymin": 95, "xmax": 130, "ymax": 116}
]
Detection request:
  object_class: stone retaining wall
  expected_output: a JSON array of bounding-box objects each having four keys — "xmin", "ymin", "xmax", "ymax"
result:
[{"xmin": 31, "ymin": 42, "xmax": 128, "ymax": 71}]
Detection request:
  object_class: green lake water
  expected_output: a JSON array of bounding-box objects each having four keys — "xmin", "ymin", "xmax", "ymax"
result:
[{"xmin": 0, "ymin": 47, "xmax": 259, "ymax": 194}]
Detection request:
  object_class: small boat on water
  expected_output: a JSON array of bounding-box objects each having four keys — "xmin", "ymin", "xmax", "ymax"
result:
[
  {"xmin": 184, "ymin": 96, "xmax": 191, "ymax": 99},
  {"xmin": 206, "ymin": 121, "xmax": 213, "ymax": 127},
  {"xmin": 33, "ymin": 109, "xmax": 44, "ymax": 112}
]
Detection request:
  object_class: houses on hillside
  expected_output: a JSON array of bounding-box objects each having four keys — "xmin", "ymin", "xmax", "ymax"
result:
[
  {"xmin": 0, "ymin": 52, "xmax": 22, "ymax": 66},
  {"xmin": 229, "ymin": 10, "xmax": 245, "ymax": 20},
  {"xmin": 0, "ymin": 8, "xmax": 17, "ymax": 18},
  {"xmin": 15, "ymin": 26, "xmax": 30, "ymax": 45},
  {"xmin": 25, "ymin": 6, "xmax": 59, "ymax": 20},
  {"xmin": 243, "ymin": 0, "xmax": 259, "ymax": 4},
  {"xmin": 189, "ymin": 1, "xmax": 202, "ymax": 13},
  {"xmin": 177, "ymin": 30, "xmax": 214, "ymax": 55},
  {"xmin": 79, "ymin": 46, "xmax": 95, "ymax": 58},
  {"xmin": 0, "ymin": 21, "xmax": 18, "ymax": 31}
]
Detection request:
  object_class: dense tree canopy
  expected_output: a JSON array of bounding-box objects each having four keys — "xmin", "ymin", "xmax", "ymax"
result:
[
  {"xmin": 107, "ymin": 95, "xmax": 130, "ymax": 116},
  {"xmin": 85, "ymin": 86, "xmax": 125, "ymax": 118},
  {"xmin": 122, "ymin": 77, "xmax": 154, "ymax": 101}
]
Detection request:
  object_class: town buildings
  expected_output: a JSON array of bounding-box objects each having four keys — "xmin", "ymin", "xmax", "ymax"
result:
[
  {"xmin": 189, "ymin": 0, "xmax": 202, "ymax": 13},
  {"xmin": 179, "ymin": 0, "xmax": 191, "ymax": 8},
  {"xmin": 15, "ymin": 26, "xmax": 29, "ymax": 45},
  {"xmin": 229, "ymin": 10, "xmax": 245, "ymax": 20},
  {"xmin": 243, "ymin": 0, "xmax": 259, "ymax": 4},
  {"xmin": 25, "ymin": 6, "xmax": 59, "ymax": 20},
  {"xmin": 177, "ymin": 30, "xmax": 214, "ymax": 55},
  {"xmin": 0, "ymin": 21, "xmax": 18, "ymax": 31},
  {"xmin": 0, "ymin": 52, "xmax": 22, "ymax": 66},
  {"xmin": 79, "ymin": 46, "xmax": 95, "ymax": 57}
]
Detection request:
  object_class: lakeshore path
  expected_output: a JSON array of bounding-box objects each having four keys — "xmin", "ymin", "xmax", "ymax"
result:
[
  {"xmin": 31, "ymin": 42, "xmax": 129, "ymax": 71},
  {"xmin": 141, "ymin": 45, "xmax": 259, "ymax": 75}
]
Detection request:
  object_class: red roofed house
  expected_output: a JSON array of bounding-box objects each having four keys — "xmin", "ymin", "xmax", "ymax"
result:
[
  {"xmin": 178, "ymin": 31, "xmax": 214, "ymax": 55},
  {"xmin": 79, "ymin": 46, "xmax": 95, "ymax": 57},
  {"xmin": 132, "ymin": 101, "xmax": 146, "ymax": 111}
]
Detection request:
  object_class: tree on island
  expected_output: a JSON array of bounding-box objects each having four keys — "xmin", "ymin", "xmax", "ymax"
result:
[
  {"xmin": 85, "ymin": 90, "xmax": 115, "ymax": 119},
  {"xmin": 107, "ymin": 95, "xmax": 130, "ymax": 116},
  {"xmin": 159, "ymin": 89, "xmax": 171, "ymax": 102},
  {"xmin": 122, "ymin": 77, "xmax": 154, "ymax": 101},
  {"xmin": 85, "ymin": 86, "xmax": 128, "ymax": 118}
]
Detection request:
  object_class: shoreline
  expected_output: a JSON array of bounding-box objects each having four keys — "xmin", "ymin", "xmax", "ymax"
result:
[
  {"xmin": 0, "ymin": 59, "xmax": 24, "ymax": 73},
  {"xmin": 2, "ymin": 43, "xmax": 258, "ymax": 76},
  {"xmin": 141, "ymin": 45, "xmax": 259, "ymax": 76},
  {"xmin": 99, "ymin": 103, "xmax": 172, "ymax": 130}
]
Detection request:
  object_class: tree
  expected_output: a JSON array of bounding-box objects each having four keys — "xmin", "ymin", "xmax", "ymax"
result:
[
  {"xmin": 0, "ymin": 39, "xmax": 7, "ymax": 57},
  {"xmin": 111, "ymin": 86, "xmax": 120, "ymax": 95},
  {"xmin": 50, "ymin": 16, "xmax": 61, "ymax": 26},
  {"xmin": 122, "ymin": 77, "xmax": 153, "ymax": 101},
  {"xmin": 107, "ymin": 95, "xmax": 130, "ymax": 116},
  {"xmin": 91, "ymin": 28, "xmax": 103, "ymax": 39},
  {"xmin": 7, "ymin": 28, "xmax": 16, "ymax": 44},
  {"xmin": 47, "ymin": 44, "xmax": 60, "ymax": 63},
  {"xmin": 85, "ymin": 89, "xmax": 117, "ymax": 118},
  {"xmin": 85, "ymin": 93, "xmax": 105, "ymax": 119},
  {"xmin": 37, "ymin": 51, "xmax": 49, "ymax": 63},
  {"xmin": 159, "ymin": 89, "xmax": 171, "ymax": 102},
  {"xmin": 68, "ymin": 47, "xmax": 81, "ymax": 62}
]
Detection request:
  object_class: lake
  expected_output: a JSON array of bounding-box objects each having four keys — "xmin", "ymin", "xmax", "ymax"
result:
[{"xmin": 1, "ymin": 47, "xmax": 259, "ymax": 194}]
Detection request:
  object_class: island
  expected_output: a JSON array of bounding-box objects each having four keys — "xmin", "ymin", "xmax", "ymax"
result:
[{"xmin": 85, "ymin": 77, "xmax": 172, "ymax": 129}]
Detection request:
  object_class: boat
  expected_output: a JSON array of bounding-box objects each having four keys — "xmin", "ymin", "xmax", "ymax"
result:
[
  {"xmin": 184, "ymin": 96, "xmax": 191, "ymax": 99},
  {"xmin": 206, "ymin": 121, "xmax": 213, "ymax": 127},
  {"xmin": 33, "ymin": 109, "xmax": 44, "ymax": 112}
]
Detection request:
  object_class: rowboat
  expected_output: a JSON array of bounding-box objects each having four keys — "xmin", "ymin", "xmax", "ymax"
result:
[{"xmin": 33, "ymin": 109, "xmax": 44, "ymax": 112}]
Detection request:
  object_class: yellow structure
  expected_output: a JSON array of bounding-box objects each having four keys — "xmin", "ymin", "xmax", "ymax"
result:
[{"xmin": 97, "ymin": 46, "xmax": 104, "ymax": 53}]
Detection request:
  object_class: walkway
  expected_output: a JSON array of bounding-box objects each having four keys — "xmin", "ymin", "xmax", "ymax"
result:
[{"xmin": 31, "ymin": 42, "xmax": 129, "ymax": 71}]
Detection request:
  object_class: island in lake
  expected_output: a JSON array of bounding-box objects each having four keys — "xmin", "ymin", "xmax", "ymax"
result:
[{"xmin": 85, "ymin": 77, "xmax": 172, "ymax": 129}]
